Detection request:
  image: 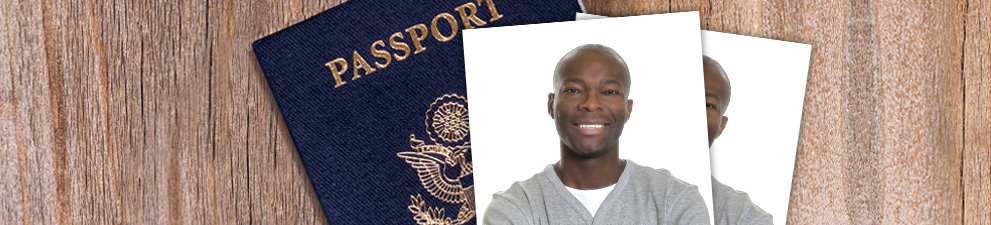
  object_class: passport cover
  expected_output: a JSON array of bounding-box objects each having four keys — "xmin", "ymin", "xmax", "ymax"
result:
[{"xmin": 251, "ymin": 0, "xmax": 582, "ymax": 223}]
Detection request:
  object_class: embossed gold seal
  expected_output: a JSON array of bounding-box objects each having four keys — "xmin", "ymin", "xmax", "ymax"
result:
[{"xmin": 397, "ymin": 94, "xmax": 474, "ymax": 225}]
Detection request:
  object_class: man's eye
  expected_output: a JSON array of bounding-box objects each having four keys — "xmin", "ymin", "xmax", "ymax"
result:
[
  {"xmin": 706, "ymin": 103, "xmax": 716, "ymax": 109},
  {"xmin": 564, "ymin": 88, "xmax": 580, "ymax": 93},
  {"xmin": 604, "ymin": 90, "xmax": 620, "ymax": 95}
]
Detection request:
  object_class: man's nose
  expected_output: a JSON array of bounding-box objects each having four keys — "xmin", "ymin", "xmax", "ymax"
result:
[{"xmin": 578, "ymin": 93, "xmax": 603, "ymax": 111}]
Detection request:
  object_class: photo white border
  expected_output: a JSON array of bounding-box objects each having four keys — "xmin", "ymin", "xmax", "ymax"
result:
[
  {"xmin": 577, "ymin": 13, "xmax": 812, "ymax": 225},
  {"xmin": 466, "ymin": 12, "xmax": 713, "ymax": 224},
  {"xmin": 703, "ymin": 31, "xmax": 810, "ymax": 225}
]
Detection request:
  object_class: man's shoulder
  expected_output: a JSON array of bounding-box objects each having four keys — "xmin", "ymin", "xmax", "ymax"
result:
[
  {"xmin": 613, "ymin": 161, "xmax": 710, "ymax": 224},
  {"xmin": 485, "ymin": 165, "xmax": 558, "ymax": 225},
  {"xmin": 711, "ymin": 177, "xmax": 761, "ymax": 209},
  {"xmin": 711, "ymin": 177, "xmax": 773, "ymax": 225},
  {"xmin": 711, "ymin": 177, "xmax": 741, "ymax": 198},
  {"xmin": 491, "ymin": 169, "xmax": 550, "ymax": 202},
  {"xmin": 626, "ymin": 161, "xmax": 699, "ymax": 192},
  {"xmin": 622, "ymin": 161, "xmax": 706, "ymax": 209}
]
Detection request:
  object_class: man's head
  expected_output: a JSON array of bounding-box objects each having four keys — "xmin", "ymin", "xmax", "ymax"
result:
[
  {"xmin": 703, "ymin": 55, "xmax": 731, "ymax": 147},
  {"xmin": 548, "ymin": 44, "xmax": 633, "ymax": 158}
]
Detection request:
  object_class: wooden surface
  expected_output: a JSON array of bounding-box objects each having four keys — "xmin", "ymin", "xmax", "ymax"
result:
[{"xmin": 1, "ymin": 0, "xmax": 988, "ymax": 224}]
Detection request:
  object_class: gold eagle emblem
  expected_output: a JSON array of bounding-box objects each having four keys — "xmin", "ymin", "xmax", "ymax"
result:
[{"xmin": 397, "ymin": 94, "xmax": 474, "ymax": 225}]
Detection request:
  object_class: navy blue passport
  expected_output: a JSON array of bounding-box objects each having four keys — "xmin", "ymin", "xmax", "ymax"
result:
[{"xmin": 252, "ymin": 0, "xmax": 581, "ymax": 223}]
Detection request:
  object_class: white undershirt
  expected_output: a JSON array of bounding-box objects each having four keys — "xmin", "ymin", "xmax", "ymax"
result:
[{"xmin": 565, "ymin": 184, "xmax": 615, "ymax": 216}]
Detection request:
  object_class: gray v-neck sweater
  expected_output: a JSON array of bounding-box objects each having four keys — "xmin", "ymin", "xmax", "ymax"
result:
[
  {"xmin": 483, "ymin": 160, "xmax": 710, "ymax": 225},
  {"xmin": 711, "ymin": 177, "xmax": 773, "ymax": 225}
]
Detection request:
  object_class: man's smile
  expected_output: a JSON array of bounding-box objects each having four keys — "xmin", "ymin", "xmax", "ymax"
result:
[
  {"xmin": 574, "ymin": 123, "xmax": 609, "ymax": 135},
  {"xmin": 578, "ymin": 124, "xmax": 605, "ymax": 129}
]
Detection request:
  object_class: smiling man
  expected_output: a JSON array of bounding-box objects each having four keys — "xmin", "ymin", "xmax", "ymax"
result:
[{"xmin": 482, "ymin": 44, "xmax": 710, "ymax": 225}]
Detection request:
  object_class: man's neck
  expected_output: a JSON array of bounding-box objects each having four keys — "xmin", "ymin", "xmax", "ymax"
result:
[{"xmin": 554, "ymin": 150, "xmax": 626, "ymax": 190}]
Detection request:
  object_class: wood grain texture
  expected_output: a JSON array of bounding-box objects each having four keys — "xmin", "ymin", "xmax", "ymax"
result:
[
  {"xmin": 964, "ymin": 0, "xmax": 991, "ymax": 224},
  {"xmin": 3, "ymin": 1, "xmax": 59, "ymax": 224},
  {"xmin": 2, "ymin": 0, "xmax": 335, "ymax": 224},
  {"xmin": 877, "ymin": 0, "xmax": 963, "ymax": 223},
  {"xmin": 1, "ymin": 0, "xmax": 988, "ymax": 224},
  {"xmin": 587, "ymin": 0, "xmax": 979, "ymax": 224}
]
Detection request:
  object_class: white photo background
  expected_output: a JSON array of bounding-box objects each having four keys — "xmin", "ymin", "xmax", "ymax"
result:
[
  {"xmin": 464, "ymin": 12, "xmax": 713, "ymax": 223},
  {"xmin": 702, "ymin": 31, "xmax": 811, "ymax": 225},
  {"xmin": 575, "ymin": 13, "xmax": 811, "ymax": 225}
]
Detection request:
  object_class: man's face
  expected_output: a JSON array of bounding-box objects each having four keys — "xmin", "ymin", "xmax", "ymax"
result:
[
  {"xmin": 703, "ymin": 63, "xmax": 730, "ymax": 147},
  {"xmin": 548, "ymin": 51, "xmax": 633, "ymax": 157}
]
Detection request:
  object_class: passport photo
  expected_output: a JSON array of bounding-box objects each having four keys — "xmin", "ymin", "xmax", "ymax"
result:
[{"xmin": 464, "ymin": 12, "xmax": 715, "ymax": 224}]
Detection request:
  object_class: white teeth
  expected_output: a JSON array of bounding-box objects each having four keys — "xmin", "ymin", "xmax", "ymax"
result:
[{"xmin": 579, "ymin": 124, "xmax": 604, "ymax": 129}]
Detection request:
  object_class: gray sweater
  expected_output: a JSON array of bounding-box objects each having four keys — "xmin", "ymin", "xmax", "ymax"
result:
[
  {"xmin": 711, "ymin": 177, "xmax": 773, "ymax": 225},
  {"xmin": 483, "ymin": 160, "xmax": 710, "ymax": 225}
]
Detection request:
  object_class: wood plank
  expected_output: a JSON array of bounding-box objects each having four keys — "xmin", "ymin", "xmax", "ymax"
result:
[
  {"xmin": 3, "ymin": 0, "xmax": 61, "ymax": 224},
  {"xmin": 174, "ymin": 0, "xmax": 212, "ymax": 223},
  {"xmin": 208, "ymin": 0, "xmax": 254, "ymax": 222},
  {"xmin": 752, "ymin": 0, "xmax": 856, "ymax": 224},
  {"xmin": 209, "ymin": 0, "xmax": 336, "ymax": 224},
  {"xmin": 136, "ymin": 1, "xmax": 182, "ymax": 223},
  {"xmin": 243, "ymin": 0, "xmax": 321, "ymax": 224},
  {"xmin": 95, "ymin": 0, "xmax": 146, "ymax": 224},
  {"xmin": 582, "ymin": 0, "xmax": 672, "ymax": 17},
  {"xmin": 842, "ymin": 0, "xmax": 885, "ymax": 223},
  {"xmin": 45, "ymin": 0, "xmax": 148, "ymax": 223},
  {"xmin": 707, "ymin": 0, "xmax": 763, "ymax": 36},
  {"xmin": 964, "ymin": 0, "xmax": 991, "ymax": 224},
  {"xmin": 248, "ymin": 0, "xmax": 330, "ymax": 224},
  {"xmin": 876, "ymin": 0, "xmax": 964, "ymax": 223},
  {"xmin": 671, "ymin": 0, "xmax": 710, "ymax": 28},
  {"xmin": 0, "ymin": 1, "xmax": 26, "ymax": 224}
]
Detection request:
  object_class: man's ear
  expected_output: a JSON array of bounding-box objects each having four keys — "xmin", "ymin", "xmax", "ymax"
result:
[
  {"xmin": 624, "ymin": 99, "xmax": 634, "ymax": 123},
  {"xmin": 547, "ymin": 93, "xmax": 555, "ymax": 119},
  {"xmin": 715, "ymin": 116, "xmax": 729, "ymax": 139}
]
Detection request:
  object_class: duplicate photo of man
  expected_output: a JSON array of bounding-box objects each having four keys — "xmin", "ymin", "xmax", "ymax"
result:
[
  {"xmin": 464, "ymin": 13, "xmax": 715, "ymax": 224},
  {"xmin": 572, "ymin": 14, "xmax": 812, "ymax": 225},
  {"xmin": 701, "ymin": 31, "xmax": 811, "ymax": 225},
  {"xmin": 703, "ymin": 55, "xmax": 773, "ymax": 225}
]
